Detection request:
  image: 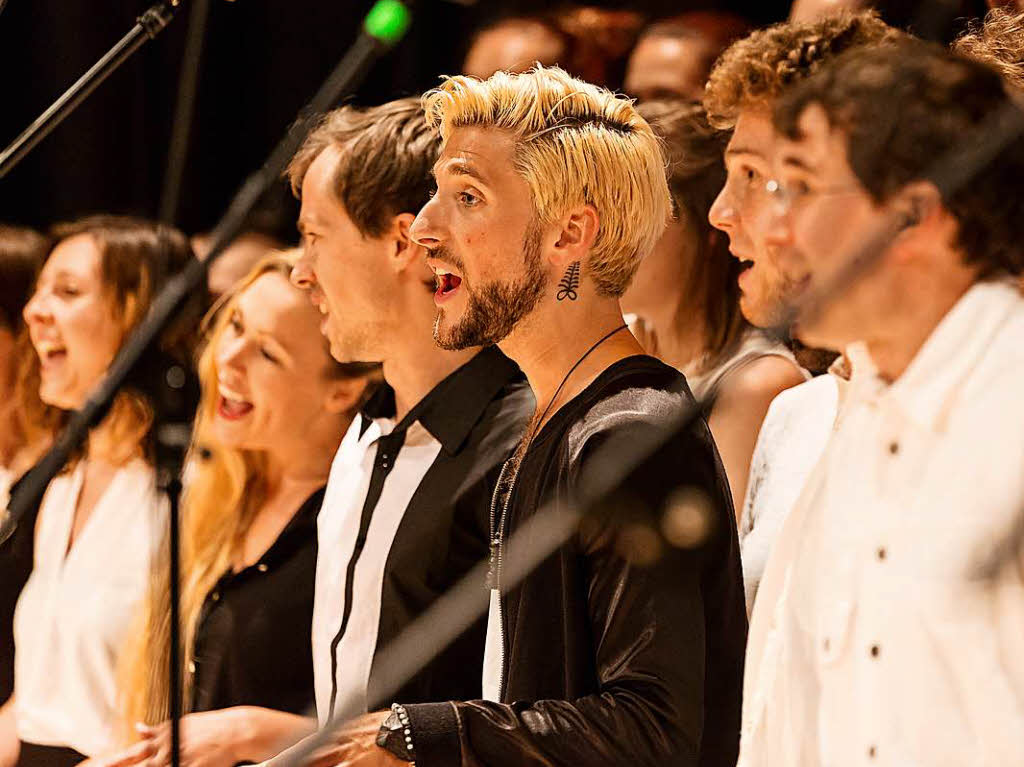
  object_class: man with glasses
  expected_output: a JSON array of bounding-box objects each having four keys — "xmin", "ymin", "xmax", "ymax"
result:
[{"xmin": 741, "ymin": 38, "xmax": 1024, "ymax": 766}]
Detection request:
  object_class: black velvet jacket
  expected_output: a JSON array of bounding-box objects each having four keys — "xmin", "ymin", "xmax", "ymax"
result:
[{"xmin": 404, "ymin": 355, "xmax": 748, "ymax": 767}]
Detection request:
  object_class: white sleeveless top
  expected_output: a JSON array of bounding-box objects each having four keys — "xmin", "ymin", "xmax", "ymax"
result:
[
  {"xmin": 14, "ymin": 458, "xmax": 166, "ymax": 755},
  {"xmin": 684, "ymin": 329, "xmax": 807, "ymax": 402}
]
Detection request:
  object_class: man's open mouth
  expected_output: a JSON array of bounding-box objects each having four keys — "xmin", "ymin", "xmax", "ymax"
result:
[{"xmin": 431, "ymin": 266, "xmax": 464, "ymax": 302}]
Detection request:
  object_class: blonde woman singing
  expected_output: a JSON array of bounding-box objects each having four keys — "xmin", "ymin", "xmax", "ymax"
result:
[{"xmin": 113, "ymin": 252, "xmax": 379, "ymax": 767}]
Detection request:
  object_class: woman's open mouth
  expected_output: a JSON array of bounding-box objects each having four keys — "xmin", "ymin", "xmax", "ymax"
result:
[
  {"xmin": 36, "ymin": 342, "xmax": 68, "ymax": 373},
  {"xmin": 217, "ymin": 383, "xmax": 254, "ymax": 421}
]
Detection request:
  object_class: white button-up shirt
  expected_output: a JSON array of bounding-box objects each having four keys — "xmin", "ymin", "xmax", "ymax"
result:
[
  {"xmin": 312, "ymin": 414, "xmax": 441, "ymax": 724},
  {"xmin": 740, "ymin": 280, "xmax": 1024, "ymax": 767}
]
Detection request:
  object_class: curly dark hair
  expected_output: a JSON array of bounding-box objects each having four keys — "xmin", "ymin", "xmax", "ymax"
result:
[
  {"xmin": 774, "ymin": 37, "xmax": 1024, "ymax": 277},
  {"xmin": 703, "ymin": 10, "xmax": 899, "ymax": 129},
  {"xmin": 952, "ymin": 7, "xmax": 1024, "ymax": 93}
]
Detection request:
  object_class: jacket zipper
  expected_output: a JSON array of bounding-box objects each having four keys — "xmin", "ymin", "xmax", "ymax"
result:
[{"xmin": 488, "ymin": 455, "xmax": 523, "ymax": 702}]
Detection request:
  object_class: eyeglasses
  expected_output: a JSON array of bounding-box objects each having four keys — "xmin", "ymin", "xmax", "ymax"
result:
[{"xmin": 764, "ymin": 178, "xmax": 864, "ymax": 213}]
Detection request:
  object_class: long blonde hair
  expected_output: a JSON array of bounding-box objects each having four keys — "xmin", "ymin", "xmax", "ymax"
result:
[{"xmin": 119, "ymin": 251, "xmax": 379, "ymax": 730}]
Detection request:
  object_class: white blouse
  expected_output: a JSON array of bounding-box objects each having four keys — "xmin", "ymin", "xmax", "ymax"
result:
[{"xmin": 14, "ymin": 458, "xmax": 166, "ymax": 756}]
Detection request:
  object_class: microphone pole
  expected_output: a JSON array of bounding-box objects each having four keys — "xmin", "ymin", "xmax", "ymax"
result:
[
  {"xmin": 0, "ymin": 1, "xmax": 181, "ymax": 179},
  {"xmin": 2, "ymin": 5, "xmax": 413, "ymax": 767}
]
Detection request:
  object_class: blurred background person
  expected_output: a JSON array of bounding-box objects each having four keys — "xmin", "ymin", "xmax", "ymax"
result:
[
  {"xmin": 0, "ymin": 225, "xmax": 52, "ymax": 767},
  {"xmin": 4, "ymin": 216, "xmax": 202, "ymax": 767},
  {"xmin": 112, "ymin": 253, "xmax": 379, "ymax": 767},
  {"xmin": 624, "ymin": 12, "xmax": 752, "ymax": 101},
  {"xmin": 0, "ymin": 226, "xmax": 51, "ymax": 497},
  {"xmin": 462, "ymin": 14, "xmax": 567, "ymax": 79},
  {"xmin": 192, "ymin": 231, "xmax": 286, "ymax": 303},
  {"xmin": 622, "ymin": 99, "xmax": 806, "ymax": 514},
  {"xmin": 191, "ymin": 185, "xmax": 297, "ymax": 303},
  {"xmin": 463, "ymin": 5, "xmax": 644, "ymax": 88}
]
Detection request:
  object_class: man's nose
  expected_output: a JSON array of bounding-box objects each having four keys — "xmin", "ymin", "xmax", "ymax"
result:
[
  {"xmin": 410, "ymin": 198, "xmax": 442, "ymax": 249},
  {"xmin": 291, "ymin": 252, "xmax": 316, "ymax": 289},
  {"xmin": 708, "ymin": 186, "xmax": 736, "ymax": 233}
]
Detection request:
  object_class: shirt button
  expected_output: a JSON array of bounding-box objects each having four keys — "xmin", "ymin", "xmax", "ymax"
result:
[
  {"xmin": 823, "ymin": 637, "xmax": 831, "ymax": 652},
  {"xmin": 211, "ymin": 591, "xmax": 220, "ymax": 602},
  {"xmin": 876, "ymin": 547, "xmax": 887, "ymax": 561},
  {"xmin": 870, "ymin": 644, "xmax": 881, "ymax": 658},
  {"xmin": 868, "ymin": 745, "xmax": 877, "ymax": 759},
  {"xmin": 888, "ymin": 441, "xmax": 899, "ymax": 455},
  {"xmin": 257, "ymin": 563, "xmax": 268, "ymax": 573},
  {"xmin": 188, "ymin": 661, "xmax": 196, "ymax": 674}
]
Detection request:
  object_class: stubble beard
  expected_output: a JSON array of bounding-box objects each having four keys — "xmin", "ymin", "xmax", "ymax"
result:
[{"xmin": 433, "ymin": 228, "xmax": 548, "ymax": 351}]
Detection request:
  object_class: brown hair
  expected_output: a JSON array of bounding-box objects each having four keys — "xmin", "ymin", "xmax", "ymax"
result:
[
  {"xmin": 952, "ymin": 7, "xmax": 1024, "ymax": 93},
  {"xmin": 287, "ymin": 97, "xmax": 438, "ymax": 238},
  {"xmin": 704, "ymin": 10, "xmax": 898, "ymax": 129},
  {"xmin": 18, "ymin": 215, "xmax": 206, "ymax": 466},
  {"xmin": 774, "ymin": 37, "xmax": 1024, "ymax": 277},
  {"xmin": 637, "ymin": 99, "xmax": 746, "ymax": 365},
  {"xmin": 0, "ymin": 225, "xmax": 51, "ymax": 332}
]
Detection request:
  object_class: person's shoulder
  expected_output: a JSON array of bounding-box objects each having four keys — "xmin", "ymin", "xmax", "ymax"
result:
[
  {"xmin": 715, "ymin": 354, "xmax": 806, "ymax": 414},
  {"xmin": 766, "ymin": 370, "xmax": 840, "ymax": 416},
  {"xmin": 567, "ymin": 355, "xmax": 693, "ymax": 461}
]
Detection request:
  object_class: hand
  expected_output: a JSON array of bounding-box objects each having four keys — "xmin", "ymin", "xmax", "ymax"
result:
[
  {"xmin": 102, "ymin": 709, "xmax": 250, "ymax": 767},
  {"xmin": 305, "ymin": 711, "xmax": 407, "ymax": 767}
]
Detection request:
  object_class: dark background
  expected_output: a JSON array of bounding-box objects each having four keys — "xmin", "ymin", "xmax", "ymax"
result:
[{"xmin": 0, "ymin": 0, "xmax": 983, "ymax": 237}]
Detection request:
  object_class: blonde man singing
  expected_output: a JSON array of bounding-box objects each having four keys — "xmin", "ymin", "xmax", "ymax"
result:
[{"xmin": 318, "ymin": 66, "xmax": 747, "ymax": 767}]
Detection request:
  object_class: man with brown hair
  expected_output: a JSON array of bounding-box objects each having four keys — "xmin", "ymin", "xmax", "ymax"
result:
[
  {"xmin": 702, "ymin": 12, "xmax": 899, "ymax": 613},
  {"xmin": 287, "ymin": 96, "xmax": 532, "ymax": 740},
  {"xmin": 742, "ymin": 38, "xmax": 1024, "ymax": 765}
]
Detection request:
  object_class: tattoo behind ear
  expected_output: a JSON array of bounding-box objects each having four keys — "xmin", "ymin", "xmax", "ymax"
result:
[{"xmin": 556, "ymin": 262, "xmax": 580, "ymax": 301}]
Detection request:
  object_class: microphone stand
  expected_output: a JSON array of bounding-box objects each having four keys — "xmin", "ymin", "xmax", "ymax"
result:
[
  {"xmin": 0, "ymin": 1, "xmax": 181, "ymax": 179},
  {"xmin": 2, "ymin": 4, "xmax": 413, "ymax": 767}
]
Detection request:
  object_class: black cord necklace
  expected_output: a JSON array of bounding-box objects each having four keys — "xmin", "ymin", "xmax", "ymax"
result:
[{"xmin": 527, "ymin": 322, "xmax": 629, "ymax": 444}]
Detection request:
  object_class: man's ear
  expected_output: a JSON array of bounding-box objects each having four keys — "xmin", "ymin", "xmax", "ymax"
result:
[
  {"xmin": 388, "ymin": 212, "xmax": 420, "ymax": 272},
  {"xmin": 549, "ymin": 205, "xmax": 600, "ymax": 269},
  {"xmin": 892, "ymin": 181, "xmax": 942, "ymax": 234},
  {"xmin": 323, "ymin": 377, "xmax": 370, "ymax": 416}
]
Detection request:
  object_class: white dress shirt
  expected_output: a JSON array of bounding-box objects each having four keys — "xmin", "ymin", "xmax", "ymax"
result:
[
  {"xmin": 312, "ymin": 414, "xmax": 441, "ymax": 724},
  {"xmin": 14, "ymin": 458, "xmax": 165, "ymax": 756},
  {"xmin": 740, "ymin": 360, "xmax": 847, "ymax": 615},
  {"xmin": 740, "ymin": 280, "xmax": 1024, "ymax": 767}
]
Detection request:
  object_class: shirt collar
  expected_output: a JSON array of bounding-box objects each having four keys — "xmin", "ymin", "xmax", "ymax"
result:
[
  {"xmin": 845, "ymin": 279, "xmax": 1022, "ymax": 432},
  {"xmin": 360, "ymin": 346, "xmax": 523, "ymax": 455}
]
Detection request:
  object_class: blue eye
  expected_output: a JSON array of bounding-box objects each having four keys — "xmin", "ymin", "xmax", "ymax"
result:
[{"xmin": 458, "ymin": 191, "xmax": 480, "ymax": 206}]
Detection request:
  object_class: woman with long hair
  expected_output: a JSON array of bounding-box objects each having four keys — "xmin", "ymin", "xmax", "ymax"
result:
[
  {"xmin": 111, "ymin": 252, "xmax": 379, "ymax": 767},
  {"xmin": 6, "ymin": 216, "xmax": 204, "ymax": 767},
  {"xmin": 621, "ymin": 100, "xmax": 807, "ymax": 514}
]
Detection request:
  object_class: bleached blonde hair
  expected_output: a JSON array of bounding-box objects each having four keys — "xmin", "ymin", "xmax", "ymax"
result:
[{"xmin": 422, "ymin": 65, "xmax": 672, "ymax": 297}]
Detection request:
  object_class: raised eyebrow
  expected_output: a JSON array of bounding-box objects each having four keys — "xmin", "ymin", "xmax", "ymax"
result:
[
  {"xmin": 724, "ymin": 146, "xmax": 767, "ymax": 160},
  {"xmin": 434, "ymin": 159, "xmax": 486, "ymax": 184}
]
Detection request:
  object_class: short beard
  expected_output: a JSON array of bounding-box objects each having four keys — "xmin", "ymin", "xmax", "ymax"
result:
[{"xmin": 433, "ymin": 225, "xmax": 548, "ymax": 350}]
